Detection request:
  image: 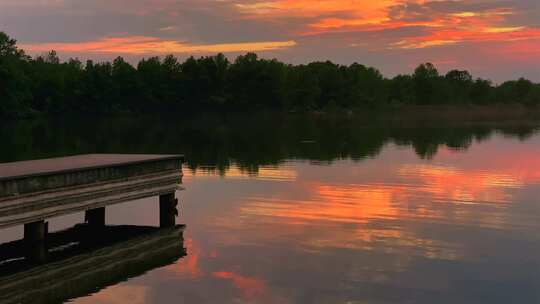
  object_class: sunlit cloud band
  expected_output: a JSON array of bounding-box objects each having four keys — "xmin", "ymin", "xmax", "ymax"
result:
[{"xmin": 21, "ymin": 37, "xmax": 297, "ymax": 55}]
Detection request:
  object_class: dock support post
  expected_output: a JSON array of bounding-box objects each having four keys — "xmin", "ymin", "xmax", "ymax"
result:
[
  {"xmin": 85, "ymin": 207, "xmax": 106, "ymax": 227},
  {"xmin": 24, "ymin": 220, "xmax": 48, "ymax": 263},
  {"xmin": 160, "ymin": 192, "xmax": 178, "ymax": 228}
]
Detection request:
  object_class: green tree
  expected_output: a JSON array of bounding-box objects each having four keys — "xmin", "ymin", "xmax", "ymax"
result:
[
  {"xmin": 112, "ymin": 57, "xmax": 138, "ymax": 112},
  {"xmin": 412, "ymin": 63, "xmax": 440, "ymax": 104},
  {"xmin": 0, "ymin": 32, "xmax": 32, "ymax": 117},
  {"xmin": 445, "ymin": 70, "xmax": 473, "ymax": 103},
  {"xmin": 227, "ymin": 53, "xmax": 286, "ymax": 108}
]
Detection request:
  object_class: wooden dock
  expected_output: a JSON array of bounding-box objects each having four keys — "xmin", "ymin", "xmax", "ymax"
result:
[{"xmin": 0, "ymin": 154, "xmax": 184, "ymax": 252}]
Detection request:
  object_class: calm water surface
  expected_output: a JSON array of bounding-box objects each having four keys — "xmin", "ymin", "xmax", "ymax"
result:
[{"xmin": 1, "ymin": 114, "xmax": 540, "ymax": 303}]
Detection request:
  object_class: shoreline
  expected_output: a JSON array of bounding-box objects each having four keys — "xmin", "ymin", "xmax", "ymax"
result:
[{"xmin": 4, "ymin": 103, "xmax": 540, "ymax": 123}]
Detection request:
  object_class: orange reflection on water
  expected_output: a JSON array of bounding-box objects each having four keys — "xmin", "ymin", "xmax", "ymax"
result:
[
  {"xmin": 240, "ymin": 184, "xmax": 403, "ymax": 224},
  {"xmin": 236, "ymin": 182, "xmax": 465, "ymax": 260},
  {"xmin": 227, "ymin": 159, "xmax": 535, "ymax": 258},
  {"xmin": 166, "ymin": 238, "xmax": 203, "ymax": 279},
  {"xmin": 163, "ymin": 239, "xmax": 270, "ymax": 302},
  {"xmin": 74, "ymin": 285, "xmax": 148, "ymax": 304},
  {"xmin": 305, "ymin": 226, "xmax": 462, "ymax": 262},
  {"xmin": 186, "ymin": 165, "xmax": 298, "ymax": 182},
  {"xmin": 399, "ymin": 164, "xmax": 523, "ymax": 204},
  {"xmin": 212, "ymin": 271, "xmax": 267, "ymax": 300}
]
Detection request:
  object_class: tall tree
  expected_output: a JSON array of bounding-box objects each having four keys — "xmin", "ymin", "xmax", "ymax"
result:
[{"xmin": 0, "ymin": 32, "xmax": 31, "ymax": 117}]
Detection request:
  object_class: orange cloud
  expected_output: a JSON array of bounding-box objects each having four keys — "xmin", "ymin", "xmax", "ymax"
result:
[
  {"xmin": 313, "ymin": 6, "xmax": 538, "ymax": 49},
  {"xmin": 236, "ymin": 0, "xmax": 396, "ymax": 17},
  {"xmin": 20, "ymin": 36, "xmax": 297, "ymax": 55},
  {"xmin": 392, "ymin": 26, "xmax": 540, "ymax": 49},
  {"xmin": 235, "ymin": 0, "xmax": 538, "ymax": 51},
  {"xmin": 237, "ymin": 0, "xmax": 406, "ymax": 35}
]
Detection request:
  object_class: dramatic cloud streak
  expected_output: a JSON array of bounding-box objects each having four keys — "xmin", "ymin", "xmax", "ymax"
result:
[
  {"xmin": 21, "ymin": 36, "xmax": 297, "ymax": 54},
  {"xmin": 237, "ymin": 1, "xmax": 538, "ymax": 48}
]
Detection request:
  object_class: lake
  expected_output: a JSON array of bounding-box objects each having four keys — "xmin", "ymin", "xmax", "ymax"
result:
[{"xmin": 1, "ymin": 112, "xmax": 540, "ymax": 303}]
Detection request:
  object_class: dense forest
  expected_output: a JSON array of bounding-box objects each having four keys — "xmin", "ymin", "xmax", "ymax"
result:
[{"xmin": 1, "ymin": 32, "xmax": 540, "ymax": 118}]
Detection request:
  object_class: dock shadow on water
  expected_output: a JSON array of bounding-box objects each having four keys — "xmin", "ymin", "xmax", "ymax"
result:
[
  {"xmin": 1, "ymin": 112, "xmax": 540, "ymax": 303},
  {"xmin": 0, "ymin": 153, "xmax": 186, "ymax": 304},
  {"xmin": 0, "ymin": 224, "xmax": 186, "ymax": 304}
]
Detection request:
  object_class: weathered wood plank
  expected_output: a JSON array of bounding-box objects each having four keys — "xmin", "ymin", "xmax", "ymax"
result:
[
  {"xmin": 0, "ymin": 154, "xmax": 184, "ymax": 197},
  {"xmin": 0, "ymin": 154, "xmax": 184, "ymax": 181},
  {"xmin": 0, "ymin": 154, "xmax": 184, "ymax": 228}
]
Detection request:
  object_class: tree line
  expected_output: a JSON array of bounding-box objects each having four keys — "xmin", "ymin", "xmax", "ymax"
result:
[{"xmin": 1, "ymin": 32, "xmax": 540, "ymax": 118}]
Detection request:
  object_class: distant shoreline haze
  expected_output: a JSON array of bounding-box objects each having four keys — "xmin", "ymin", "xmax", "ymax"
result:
[{"xmin": 1, "ymin": 32, "xmax": 539, "ymax": 118}]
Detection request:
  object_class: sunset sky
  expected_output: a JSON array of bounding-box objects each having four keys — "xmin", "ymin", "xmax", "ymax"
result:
[{"xmin": 2, "ymin": 0, "xmax": 539, "ymax": 81}]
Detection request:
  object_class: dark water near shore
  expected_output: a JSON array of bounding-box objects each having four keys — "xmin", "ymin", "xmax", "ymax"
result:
[{"xmin": 2, "ymin": 113, "xmax": 540, "ymax": 303}]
